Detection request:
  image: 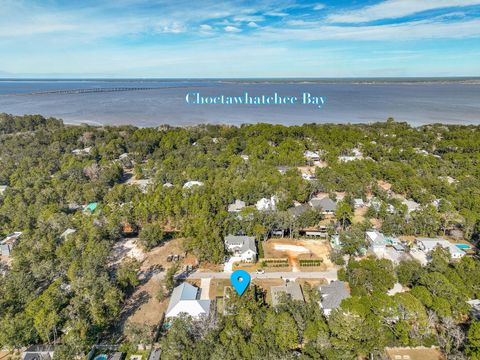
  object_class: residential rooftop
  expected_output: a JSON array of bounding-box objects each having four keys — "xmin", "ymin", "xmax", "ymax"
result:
[{"xmin": 271, "ymin": 282, "xmax": 304, "ymax": 307}]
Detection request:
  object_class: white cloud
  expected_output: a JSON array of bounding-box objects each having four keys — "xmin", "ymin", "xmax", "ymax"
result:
[
  {"xmin": 286, "ymin": 20, "xmax": 310, "ymax": 26},
  {"xmin": 247, "ymin": 21, "xmax": 259, "ymax": 28},
  {"xmin": 261, "ymin": 18, "xmax": 480, "ymax": 41},
  {"xmin": 200, "ymin": 24, "xmax": 213, "ymax": 31},
  {"xmin": 156, "ymin": 22, "xmax": 185, "ymax": 34},
  {"xmin": 265, "ymin": 11, "xmax": 288, "ymax": 17},
  {"xmin": 327, "ymin": 0, "xmax": 480, "ymax": 23},
  {"xmin": 313, "ymin": 3, "xmax": 326, "ymax": 10},
  {"xmin": 233, "ymin": 15, "xmax": 265, "ymax": 22},
  {"xmin": 225, "ymin": 25, "xmax": 241, "ymax": 32}
]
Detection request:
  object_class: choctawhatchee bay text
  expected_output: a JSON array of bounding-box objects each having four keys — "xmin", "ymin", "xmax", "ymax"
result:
[{"xmin": 186, "ymin": 92, "xmax": 326, "ymax": 109}]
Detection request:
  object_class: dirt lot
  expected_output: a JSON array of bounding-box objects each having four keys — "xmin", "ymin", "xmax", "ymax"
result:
[
  {"xmin": 377, "ymin": 180, "xmax": 392, "ymax": 191},
  {"xmin": 110, "ymin": 238, "xmax": 146, "ymax": 267},
  {"xmin": 121, "ymin": 238, "xmax": 196, "ymax": 330},
  {"xmin": 125, "ymin": 273, "xmax": 167, "ymax": 327},
  {"xmin": 385, "ymin": 347, "xmax": 444, "ymax": 360},
  {"xmin": 253, "ymin": 278, "xmax": 285, "ymax": 303},
  {"xmin": 297, "ymin": 162, "xmax": 328, "ymax": 175},
  {"xmin": 353, "ymin": 206, "xmax": 368, "ymax": 224},
  {"xmin": 210, "ymin": 278, "xmax": 233, "ymax": 299},
  {"xmin": 0, "ymin": 351, "xmax": 15, "ymax": 360},
  {"xmin": 263, "ymin": 238, "xmax": 334, "ymax": 272}
]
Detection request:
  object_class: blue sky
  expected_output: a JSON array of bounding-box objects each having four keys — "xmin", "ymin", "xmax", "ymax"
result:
[{"xmin": 1, "ymin": 0, "xmax": 480, "ymax": 78}]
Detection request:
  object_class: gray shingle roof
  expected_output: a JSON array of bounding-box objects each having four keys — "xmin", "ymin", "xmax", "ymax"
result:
[
  {"xmin": 224, "ymin": 235, "xmax": 257, "ymax": 254},
  {"xmin": 319, "ymin": 281, "xmax": 350, "ymax": 311},
  {"xmin": 288, "ymin": 204, "xmax": 311, "ymax": 217},
  {"xmin": 310, "ymin": 197, "xmax": 337, "ymax": 212},
  {"xmin": 271, "ymin": 282, "xmax": 304, "ymax": 307}
]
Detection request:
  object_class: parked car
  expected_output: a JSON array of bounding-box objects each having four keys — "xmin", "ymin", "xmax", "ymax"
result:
[{"xmin": 255, "ymin": 269, "xmax": 265, "ymax": 274}]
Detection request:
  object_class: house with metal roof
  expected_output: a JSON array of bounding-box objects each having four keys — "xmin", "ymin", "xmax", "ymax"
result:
[
  {"xmin": 0, "ymin": 232, "xmax": 22, "ymax": 257},
  {"xmin": 165, "ymin": 283, "xmax": 210, "ymax": 319},
  {"xmin": 319, "ymin": 281, "xmax": 350, "ymax": 316},
  {"xmin": 21, "ymin": 345, "xmax": 54, "ymax": 360},
  {"xmin": 256, "ymin": 196, "xmax": 277, "ymax": 211},
  {"xmin": 271, "ymin": 282, "xmax": 304, "ymax": 307},
  {"xmin": 83, "ymin": 202, "xmax": 98, "ymax": 214},
  {"xmin": 416, "ymin": 237, "xmax": 466, "ymax": 259},
  {"xmin": 60, "ymin": 228, "xmax": 76, "ymax": 239},
  {"xmin": 365, "ymin": 230, "xmax": 386, "ymax": 258},
  {"xmin": 304, "ymin": 150, "xmax": 321, "ymax": 161},
  {"xmin": 224, "ymin": 235, "xmax": 257, "ymax": 262}
]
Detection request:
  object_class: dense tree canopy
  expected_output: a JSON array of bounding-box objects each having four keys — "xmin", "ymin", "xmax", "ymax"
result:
[{"xmin": 0, "ymin": 114, "xmax": 479, "ymax": 358}]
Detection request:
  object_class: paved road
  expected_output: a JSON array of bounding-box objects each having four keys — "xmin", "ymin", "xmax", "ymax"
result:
[{"xmin": 188, "ymin": 269, "xmax": 338, "ymax": 281}]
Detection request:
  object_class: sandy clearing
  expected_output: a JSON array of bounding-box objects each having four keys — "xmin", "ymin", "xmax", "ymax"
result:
[
  {"xmin": 110, "ymin": 238, "xmax": 146, "ymax": 266},
  {"xmin": 274, "ymin": 244, "xmax": 310, "ymax": 253},
  {"xmin": 264, "ymin": 238, "xmax": 335, "ymax": 272}
]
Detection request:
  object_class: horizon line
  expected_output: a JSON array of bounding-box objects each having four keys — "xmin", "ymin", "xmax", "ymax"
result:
[{"xmin": 1, "ymin": 76, "xmax": 480, "ymax": 81}]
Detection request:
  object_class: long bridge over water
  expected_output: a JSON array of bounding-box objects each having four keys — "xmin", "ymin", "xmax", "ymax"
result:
[{"xmin": 9, "ymin": 87, "xmax": 163, "ymax": 96}]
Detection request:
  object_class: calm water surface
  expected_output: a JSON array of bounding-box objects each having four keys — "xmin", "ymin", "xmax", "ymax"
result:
[{"xmin": 0, "ymin": 79, "xmax": 479, "ymax": 126}]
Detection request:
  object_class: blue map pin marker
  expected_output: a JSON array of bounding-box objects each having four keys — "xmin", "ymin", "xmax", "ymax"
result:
[{"xmin": 230, "ymin": 270, "xmax": 250, "ymax": 296}]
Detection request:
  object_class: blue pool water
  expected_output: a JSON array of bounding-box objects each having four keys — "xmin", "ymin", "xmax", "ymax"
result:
[
  {"xmin": 456, "ymin": 244, "xmax": 471, "ymax": 250},
  {"xmin": 94, "ymin": 355, "xmax": 108, "ymax": 360}
]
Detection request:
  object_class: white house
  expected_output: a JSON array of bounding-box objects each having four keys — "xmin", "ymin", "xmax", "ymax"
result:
[
  {"xmin": 256, "ymin": 196, "xmax": 277, "ymax": 211},
  {"xmin": 365, "ymin": 230, "xmax": 386, "ymax": 258},
  {"xmin": 304, "ymin": 150, "xmax": 321, "ymax": 161},
  {"xmin": 402, "ymin": 199, "xmax": 420, "ymax": 213},
  {"xmin": 338, "ymin": 149, "xmax": 363, "ymax": 162},
  {"xmin": 302, "ymin": 173, "xmax": 316, "ymax": 181},
  {"xmin": 416, "ymin": 237, "xmax": 466, "ymax": 259},
  {"xmin": 72, "ymin": 147, "xmax": 91, "ymax": 155},
  {"xmin": 165, "ymin": 283, "xmax": 211, "ymax": 319},
  {"xmin": 353, "ymin": 198, "xmax": 365, "ymax": 208},
  {"xmin": 224, "ymin": 235, "xmax": 257, "ymax": 262},
  {"xmin": 183, "ymin": 181, "xmax": 204, "ymax": 189},
  {"xmin": 228, "ymin": 199, "xmax": 246, "ymax": 213}
]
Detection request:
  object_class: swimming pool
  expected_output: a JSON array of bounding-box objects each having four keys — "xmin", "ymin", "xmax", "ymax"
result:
[
  {"xmin": 94, "ymin": 355, "xmax": 108, "ymax": 360},
  {"xmin": 456, "ymin": 244, "xmax": 471, "ymax": 250}
]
